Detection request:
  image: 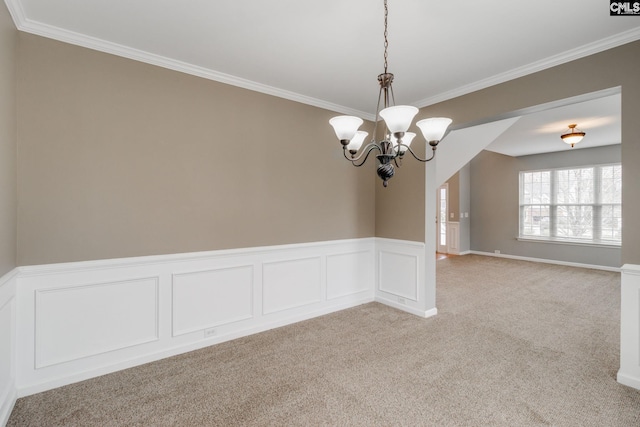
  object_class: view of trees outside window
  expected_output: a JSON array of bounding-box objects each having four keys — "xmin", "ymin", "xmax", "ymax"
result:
[
  {"xmin": 519, "ymin": 164, "xmax": 621, "ymax": 245},
  {"xmin": 520, "ymin": 171, "xmax": 550, "ymax": 237}
]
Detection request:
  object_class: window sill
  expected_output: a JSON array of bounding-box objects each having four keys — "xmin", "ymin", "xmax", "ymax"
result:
[{"xmin": 517, "ymin": 237, "xmax": 621, "ymax": 249}]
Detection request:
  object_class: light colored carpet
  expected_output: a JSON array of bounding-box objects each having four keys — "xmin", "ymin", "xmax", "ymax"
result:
[{"xmin": 8, "ymin": 254, "xmax": 640, "ymax": 426}]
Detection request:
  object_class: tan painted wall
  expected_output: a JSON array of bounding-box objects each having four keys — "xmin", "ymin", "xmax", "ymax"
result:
[
  {"xmin": 376, "ymin": 40, "xmax": 640, "ymax": 265},
  {"xmin": 470, "ymin": 146, "xmax": 621, "ymax": 267},
  {"xmin": 16, "ymin": 34, "xmax": 375, "ymax": 265},
  {"xmin": 0, "ymin": 2, "xmax": 16, "ymax": 276}
]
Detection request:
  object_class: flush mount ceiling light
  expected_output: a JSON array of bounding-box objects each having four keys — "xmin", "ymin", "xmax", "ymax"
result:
[
  {"xmin": 328, "ymin": 0, "xmax": 452, "ymax": 187},
  {"xmin": 561, "ymin": 124, "xmax": 586, "ymax": 148}
]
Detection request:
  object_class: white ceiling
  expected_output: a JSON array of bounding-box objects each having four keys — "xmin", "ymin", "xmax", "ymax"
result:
[
  {"xmin": 4, "ymin": 0, "xmax": 635, "ymax": 154},
  {"xmin": 485, "ymin": 92, "xmax": 621, "ymax": 157}
]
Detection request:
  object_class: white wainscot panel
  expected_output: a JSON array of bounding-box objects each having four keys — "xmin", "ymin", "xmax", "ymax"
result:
[
  {"xmin": 618, "ymin": 264, "xmax": 640, "ymax": 390},
  {"xmin": 263, "ymin": 257, "xmax": 321, "ymax": 314},
  {"xmin": 448, "ymin": 222, "xmax": 460, "ymax": 254},
  {"xmin": 0, "ymin": 297, "xmax": 14, "ymax": 396},
  {"xmin": 35, "ymin": 277, "xmax": 159, "ymax": 368},
  {"xmin": 379, "ymin": 251, "xmax": 418, "ymax": 301},
  {"xmin": 327, "ymin": 251, "xmax": 371, "ymax": 300},
  {"xmin": 172, "ymin": 265, "xmax": 254, "ymax": 336}
]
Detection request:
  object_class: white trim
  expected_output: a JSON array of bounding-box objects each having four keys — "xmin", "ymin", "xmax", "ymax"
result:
[
  {"xmin": 617, "ymin": 372, "xmax": 640, "ymax": 391},
  {"xmin": 0, "ymin": 268, "xmax": 19, "ymax": 290},
  {"xmin": 17, "ymin": 238, "xmax": 377, "ymax": 277},
  {"xmin": 8, "ymin": 1, "xmax": 638, "ymax": 118},
  {"xmin": 470, "ymin": 251, "xmax": 621, "ymax": 272},
  {"xmin": 374, "ymin": 238, "xmax": 425, "ymax": 248},
  {"xmin": 0, "ymin": 268, "xmax": 18, "ymax": 427},
  {"xmin": 413, "ymin": 27, "xmax": 640, "ymax": 108},
  {"xmin": 621, "ymin": 264, "xmax": 640, "ymax": 276},
  {"xmin": 6, "ymin": 8, "xmax": 374, "ymax": 120},
  {"xmin": 619, "ymin": 265, "xmax": 640, "ymax": 391},
  {"xmin": 374, "ymin": 296, "xmax": 437, "ymax": 318},
  {"xmin": 0, "ymin": 380, "xmax": 16, "ymax": 427},
  {"xmin": 516, "ymin": 237, "xmax": 621, "ymax": 249}
]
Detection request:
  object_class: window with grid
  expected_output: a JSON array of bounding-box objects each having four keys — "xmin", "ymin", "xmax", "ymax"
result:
[{"xmin": 519, "ymin": 164, "xmax": 621, "ymax": 245}]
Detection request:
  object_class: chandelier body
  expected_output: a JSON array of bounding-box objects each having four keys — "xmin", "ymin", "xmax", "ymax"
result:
[{"xmin": 329, "ymin": 0, "xmax": 452, "ymax": 187}]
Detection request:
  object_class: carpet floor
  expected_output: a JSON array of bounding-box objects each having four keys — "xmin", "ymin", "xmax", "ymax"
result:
[{"xmin": 8, "ymin": 254, "xmax": 640, "ymax": 426}]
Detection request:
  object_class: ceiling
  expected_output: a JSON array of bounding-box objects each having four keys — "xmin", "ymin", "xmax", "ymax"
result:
[
  {"xmin": 484, "ymin": 92, "xmax": 621, "ymax": 157},
  {"xmin": 5, "ymin": 0, "xmax": 636, "ymax": 154}
]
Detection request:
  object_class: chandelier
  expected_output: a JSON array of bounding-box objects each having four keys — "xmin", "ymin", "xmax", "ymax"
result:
[
  {"xmin": 329, "ymin": 0, "xmax": 452, "ymax": 187},
  {"xmin": 560, "ymin": 124, "xmax": 585, "ymax": 148}
]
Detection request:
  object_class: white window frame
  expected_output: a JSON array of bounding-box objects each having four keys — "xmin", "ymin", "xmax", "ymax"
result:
[{"xmin": 518, "ymin": 163, "xmax": 621, "ymax": 247}]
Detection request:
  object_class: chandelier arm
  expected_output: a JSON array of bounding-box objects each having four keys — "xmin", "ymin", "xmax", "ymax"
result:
[
  {"xmin": 344, "ymin": 142, "xmax": 382, "ymax": 166},
  {"xmin": 399, "ymin": 144, "xmax": 437, "ymax": 163}
]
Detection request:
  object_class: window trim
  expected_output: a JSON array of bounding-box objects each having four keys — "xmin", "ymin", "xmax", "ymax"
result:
[{"xmin": 518, "ymin": 163, "xmax": 621, "ymax": 247}]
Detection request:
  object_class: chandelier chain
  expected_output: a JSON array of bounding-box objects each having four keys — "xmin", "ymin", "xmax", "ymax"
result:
[{"xmin": 383, "ymin": 0, "xmax": 388, "ymax": 74}]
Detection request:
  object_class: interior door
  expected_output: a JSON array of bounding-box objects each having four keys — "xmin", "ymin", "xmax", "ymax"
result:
[{"xmin": 437, "ymin": 184, "xmax": 448, "ymax": 253}]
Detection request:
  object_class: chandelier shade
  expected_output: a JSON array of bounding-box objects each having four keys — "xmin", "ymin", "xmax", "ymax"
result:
[
  {"xmin": 347, "ymin": 131, "xmax": 369, "ymax": 153},
  {"xmin": 329, "ymin": 116, "xmax": 363, "ymax": 142},
  {"xmin": 417, "ymin": 118, "xmax": 454, "ymax": 143},
  {"xmin": 327, "ymin": 0, "xmax": 452, "ymax": 187},
  {"xmin": 392, "ymin": 132, "xmax": 416, "ymax": 153},
  {"xmin": 379, "ymin": 106, "xmax": 419, "ymax": 134},
  {"xmin": 560, "ymin": 124, "xmax": 585, "ymax": 148}
]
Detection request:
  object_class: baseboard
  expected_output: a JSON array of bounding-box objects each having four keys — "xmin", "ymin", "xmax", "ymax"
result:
[
  {"xmin": 617, "ymin": 371, "xmax": 640, "ymax": 390},
  {"xmin": 375, "ymin": 296, "xmax": 437, "ymax": 318},
  {"xmin": 0, "ymin": 380, "xmax": 16, "ymax": 427},
  {"xmin": 470, "ymin": 251, "xmax": 620, "ymax": 272},
  {"xmin": 447, "ymin": 250, "xmax": 471, "ymax": 256}
]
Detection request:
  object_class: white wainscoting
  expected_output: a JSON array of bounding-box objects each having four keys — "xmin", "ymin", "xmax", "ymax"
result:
[
  {"xmin": 14, "ymin": 239, "xmax": 375, "ymax": 397},
  {"xmin": 263, "ymin": 257, "xmax": 322, "ymax": 315},
  {"xmin": 172, "ymin": 266, "xmax": 254, "ymax": 337},
  {"xmin": 448, "ymin": 222, "xmax": 460, "ymax": 255},
  {"xmin": 375, "ymin": 238, "xmax": 435, "ymax": 318},
  {"xmin": 618, "ymin": 264, "xmax": 640, "ymax": 390},
  {"xmin": 0, "ymin": 268, "xmax": 18, "ymax": 427}
]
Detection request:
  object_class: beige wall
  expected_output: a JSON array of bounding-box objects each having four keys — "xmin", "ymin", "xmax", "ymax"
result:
[
  {"xmin": 16, "ymin": 34, "xmax": 375, "ymax": 265},
  {"xmin": 0, "ymin": 2, "xmax": 16, "ymax": 276},
  {"xmin": 376, "ymin": 41, "xmax": 640, "ymax": 265},
  {"xmin": 470, "ymin": 146, "xmax": 621, "ymax": 267}
]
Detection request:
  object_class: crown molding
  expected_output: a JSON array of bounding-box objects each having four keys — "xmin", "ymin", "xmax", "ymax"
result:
[
  {"xmin": 413, "ymin": 27, "xmax": 640, "ymax": 109},
  {"xmin": 6, "ymin": 0, "xmax": 374, "ymax": 121},
  {"xmin": 7, "ymin": 0, "xmax": 639, "ymax": 120}
]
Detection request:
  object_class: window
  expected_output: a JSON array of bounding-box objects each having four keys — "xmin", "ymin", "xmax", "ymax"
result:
[{"xmin": 519, "ymin": 164, "xmax": 621, "ymax": 245}]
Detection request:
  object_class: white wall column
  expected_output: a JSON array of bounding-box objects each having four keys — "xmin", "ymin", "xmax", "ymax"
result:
[{"xmin": 618, "ymin": 264, "xmax": 640, "ymax": 390}]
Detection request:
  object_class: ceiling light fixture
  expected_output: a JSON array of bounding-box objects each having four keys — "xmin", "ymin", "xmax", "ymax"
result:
[
  {"xmin": 560, "ymin": 124, "xmax": 586, "ymax": 148},
  {"xmin": 328, "ymin": 0, "xmax": 452, "ymax": 187}
]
